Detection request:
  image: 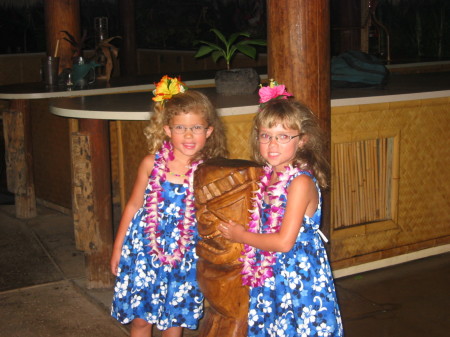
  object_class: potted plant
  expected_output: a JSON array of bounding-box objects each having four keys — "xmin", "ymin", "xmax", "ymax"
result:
[
  {"xmin": 61, "ymin": 30, "xmax": 121, "ymax": 86},
  {"xmin": 194, "ymin": 29, "xmax": 266, "ymax": 95},
  {"xmin": 61, "ymin": 30, "xmax": 88, "ymax": 60},
  {"xmin": 61, "ymin": 30, "xmax": 97, "ymax": 87}
]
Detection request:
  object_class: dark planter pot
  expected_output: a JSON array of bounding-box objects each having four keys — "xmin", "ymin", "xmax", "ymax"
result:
[{"xmin": 214, "ymin": 68, "xmax": 260, "ymax": 95}]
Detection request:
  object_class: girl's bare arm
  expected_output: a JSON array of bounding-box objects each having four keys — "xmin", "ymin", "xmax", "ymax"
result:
[
  {"xmin": 219, "ymin": 175, "xmax": 318, "ymax": 253},
  {"xmin": 110, "ymin": 155, "xmax": 155, "ymax": 275}
]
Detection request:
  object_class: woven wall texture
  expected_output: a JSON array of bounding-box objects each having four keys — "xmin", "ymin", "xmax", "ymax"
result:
[{"xmin": 330, "ymin": 97, "xmax": 450, "ymax": 268}]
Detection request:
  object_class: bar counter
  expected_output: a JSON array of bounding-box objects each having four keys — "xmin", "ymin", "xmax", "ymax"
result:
[
  {"xmin": 2, "ymin": 69, "xmax": 450, "ymax": 286},
  {"xmin": 50, "ymin": 70, "xmax": 450, "ymax": 120}
]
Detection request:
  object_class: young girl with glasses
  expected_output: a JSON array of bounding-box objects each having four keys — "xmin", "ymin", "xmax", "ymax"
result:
[
  {"xmin": 111, "ymin": 76, "xmax": 228, "ymax": 337},
  {"xmin": 220, "ymin": 82, "xmax": 343, "ymax": 337}
]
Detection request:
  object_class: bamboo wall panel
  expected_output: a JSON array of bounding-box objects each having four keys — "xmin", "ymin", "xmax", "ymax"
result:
[
  {"xmin": 332, "ymin": 137, "xmax": 393, "ymax": 228},
  {"xmin": 331, "ymin": 97, "xmax": 450, "ymax": 268}
]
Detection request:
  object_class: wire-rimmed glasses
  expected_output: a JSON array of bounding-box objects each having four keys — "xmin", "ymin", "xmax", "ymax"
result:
[
  {"xmin": 170, "ymin": 125, "xmax": 209, "ymax": 134},
  {"xmin": 258, "ymin": 133, "xmax": 301, "ymax": 144}
]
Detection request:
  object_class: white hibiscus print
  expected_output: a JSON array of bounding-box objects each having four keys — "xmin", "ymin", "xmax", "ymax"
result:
[
  {"xmin": 248, "ymin": 308, "xmax": 259, "ymax": 327},
  {"xmin": 317, "ymin": 322, "xmax": 333, "ymax": 336},
  {"xmin": 301, "ymin": 306, "xmax": 317, "ymax": 325},
  {"xmin": 280, "ymin": 293, "xmax": 293, "ymax": 309}
]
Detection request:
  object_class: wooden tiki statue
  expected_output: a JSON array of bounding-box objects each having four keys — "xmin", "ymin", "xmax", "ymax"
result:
[{"xmin": 194, "ymin": 158, "xmax": 262, "ymax": 337}]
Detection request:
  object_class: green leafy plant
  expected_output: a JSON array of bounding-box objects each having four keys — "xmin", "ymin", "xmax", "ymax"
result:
[
  {"xmin": 194, "ymin": 29, "xmax": 266, "ymax": 70},
  {"xmin": 61, "ymin": 30, "xmax": 88, "ymax": 58}
]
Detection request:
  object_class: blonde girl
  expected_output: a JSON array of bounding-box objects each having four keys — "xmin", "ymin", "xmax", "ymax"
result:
[
  {"xmin": 220, "ymin": 83, "xmax": 343, "ymax": 337},
  {"xmin": 111, "ymin": 76, "xmax": 227, "ymax": 337}
]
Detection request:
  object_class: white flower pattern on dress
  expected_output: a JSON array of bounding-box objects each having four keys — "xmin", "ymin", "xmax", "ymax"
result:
[
  {"xmin": 247, "ymin": 171, "xmax": 343, "ymax": 337},
  {"xmin": 111, "ymin": 179, "xmax": 204, "ymax": 330},
  {"xmin": 248, "ymin": 308, "xmax": 259, "ymax": 327}
]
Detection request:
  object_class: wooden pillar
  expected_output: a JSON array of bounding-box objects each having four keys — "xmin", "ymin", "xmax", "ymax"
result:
[
  {"xmin": 44, "ymin": 0, "xmax": 81, "ymax": 71},
  {"xmin": 118, "ymin": 0, "xmax": 137, "ymax": 76},
  {"xmin": 267, "ymin": 0, "xmax": 331, "ymax": 238},
  {"xmin": 2, "ymin": 100, "xmax": 37, "ymax": 218},
  {"xmin": 75, "ymin": 119, "xmax": 114, "ymax": 288}
]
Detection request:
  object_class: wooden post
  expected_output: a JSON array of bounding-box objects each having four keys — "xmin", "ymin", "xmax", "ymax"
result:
[
  {"xmin": 2, "ymin": 100, "xmax": 37, "ymax": 218},
  {"xmin": 267, "ymin": 0, "xmax": 332, "ymax": 239},
  {"xmin": 75, "ymin": 119, "xmax": 114, "ymax": 288},
  {"xmin": 44, "ymin": 0, "xmax": 81, "ymax": 71},
  {"xmin": 42, "ymin": 0, "xmax": 116, "ymax": 288},
  {"xmin": 118, "ymin": 0, "xmax": 137, "ymax": 76},
  {"xmin": 71, "ymin": 133, "xmax": 98, "ymax": 252}
]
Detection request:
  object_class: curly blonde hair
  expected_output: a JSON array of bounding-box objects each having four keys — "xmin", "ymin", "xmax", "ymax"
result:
[
  {"xmin": 144, "ymin": 90, "xmax": 228, "ymax": 161},
  {"xmin": 250, "ymin": 99, "xmax": 330, "ymax": 189}
]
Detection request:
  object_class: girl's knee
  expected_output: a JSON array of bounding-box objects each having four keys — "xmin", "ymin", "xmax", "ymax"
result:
[{"xmin": 131, "ymin": 317, "xmax": 151, "ymax": 330}]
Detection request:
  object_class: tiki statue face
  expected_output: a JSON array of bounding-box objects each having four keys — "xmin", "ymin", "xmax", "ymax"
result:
[
  {"xmin": 194, "ymin": 158, "xmax": 262, "ymax": 265},
  {"xmin": 194, "ymin": 158, "xmax": 262, "ymax": 337}
]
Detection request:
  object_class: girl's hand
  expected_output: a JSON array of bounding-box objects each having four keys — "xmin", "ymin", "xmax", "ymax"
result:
[
  {"xmin": 110, "ymin": 247, "xmax": 122, "ymax": 276},
  {"xmin": 219, "ymin": 220, "xmax": 246, "ymax": 243}
]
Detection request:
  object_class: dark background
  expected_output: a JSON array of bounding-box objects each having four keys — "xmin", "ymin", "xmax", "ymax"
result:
[{"xmin": 0, "ymin": 0, "xmax": 449, "ymax": 63}]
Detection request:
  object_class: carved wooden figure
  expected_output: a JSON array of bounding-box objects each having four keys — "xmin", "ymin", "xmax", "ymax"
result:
[{"xmin": 194, "ymin": 158, "xmax": 262, "ymax": 337}]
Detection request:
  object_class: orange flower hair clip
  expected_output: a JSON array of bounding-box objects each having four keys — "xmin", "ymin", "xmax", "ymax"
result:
[{"xmin": 152, "ymin": 75, "xmax": 187, "ymax": 103}]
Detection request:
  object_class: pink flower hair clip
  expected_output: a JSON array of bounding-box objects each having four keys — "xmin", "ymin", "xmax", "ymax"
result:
[{"xmin": 258, "ymin": 79, "xmax": 293, "ymax": 108}]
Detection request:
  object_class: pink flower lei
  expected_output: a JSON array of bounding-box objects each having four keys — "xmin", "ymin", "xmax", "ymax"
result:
[
  {"xmin": 240, "ymin": 164, "xmax": 301, "ymax": 287},
  {"xmin": 144, "ymin": 141, "xmax": 203, "ymax": 267}
]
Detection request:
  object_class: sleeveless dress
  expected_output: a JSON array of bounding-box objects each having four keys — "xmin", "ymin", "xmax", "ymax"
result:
[
  {"xmin": 111, "ymin": 178, "xmax": 204, "ymax": 330},
  {"xmin": 247, "ymin": 171, "xmax": 343, "ymax": 337}
]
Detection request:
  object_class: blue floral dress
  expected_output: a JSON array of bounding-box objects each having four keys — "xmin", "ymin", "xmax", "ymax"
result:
[
  {"xmin": 247, "ymin": 171, "xmax": 343, "ymax": 337},
  {"xmin": 111, "ymin": 179, "xmax": 204, "ymax": 330}
]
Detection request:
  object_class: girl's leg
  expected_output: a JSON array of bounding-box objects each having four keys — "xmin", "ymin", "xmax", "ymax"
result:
[
  {"xmin": 130, "ymin": 318, "xmax": 152, "ymax": 337},
  {"xmin": 162, "ymin": 326, "xmax": 183, "ymax": 337}
]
